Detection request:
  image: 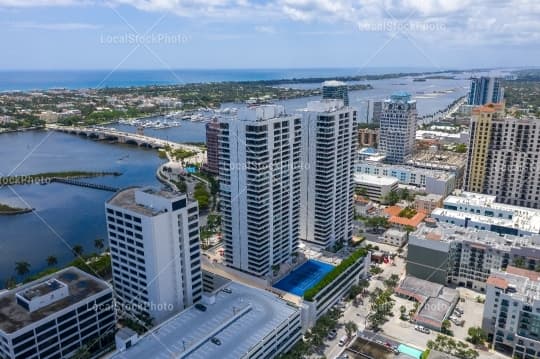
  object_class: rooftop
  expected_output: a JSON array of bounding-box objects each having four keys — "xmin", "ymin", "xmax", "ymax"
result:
[
  {"xmin": 107, "ymin": 187, "xmax": 189, "ymax": 217},
  {"xmin": 411, "ymin": 222, "xmax": 540, "ymax": 251},
  {"xmin": 354, "ymin": 173, "xmax": 398, "ymax": 186},
  {"xmin": 322, "ymin": 80, "xmax": 346, "ymax": 87},
  {"xmin": 0, "ymin": 267, "xmax": 110, "ymax": 334},
  {"xmin": 396, "ymin": 276, "xmax": 458, "ymax": 328},
  {"xmin": 487, "ymin": 270, "xmax": 540, "ymax": 304},
  {"xmin": 357, "ymin": 162, "xmax": 456, "ymax": 180},
  {"xmin": 436, "ymin": 192, "xmax": 540, "ymax": 233},
  {"xmin": 111, "ymin": 281, "xmax": 300, "ymax": 359}
]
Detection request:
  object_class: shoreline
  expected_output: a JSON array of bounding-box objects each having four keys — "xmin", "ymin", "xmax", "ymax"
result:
[
  {"xmin": 0, "ymin": 69, "xmax": 466, "ymax": 93},
  {"xmin": 0, "ymin": 204, "xmax": 33, "ymax": 216}
]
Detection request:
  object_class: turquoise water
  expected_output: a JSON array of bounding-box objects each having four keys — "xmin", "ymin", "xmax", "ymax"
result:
[
  {"xmin": 398, "ymin": 344, "xmax": 423, "ymax": 359},
  {"xmin": 273, "ymin": 260, "xmax": 334, "ymax": 296}
]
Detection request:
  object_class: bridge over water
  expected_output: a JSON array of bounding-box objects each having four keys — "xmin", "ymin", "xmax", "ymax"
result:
[{"xmin": 47, "ymin": 124, "xmax": 203, "ymax": 153}]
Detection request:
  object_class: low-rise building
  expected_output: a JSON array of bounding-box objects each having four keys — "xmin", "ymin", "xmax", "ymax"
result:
[
  {"xmin": 0, "ymin": 267, "xmax": 115, "ymax": 359},
  {"xmin": 384, "ymin": 205, "xmax": 427, "ymax": 230},
  {"xmin": 395, "ymin": 276, "xmax": 459, "ymax": 331},
  {"xmin": 483, "ymin": 269, "xmax": 540, "ymax": 358},
  {"xmin": 432, "ymin": 191, "xmax": 540, "ymax": 237},
  {"xmin": 111, "ymin": 281, "xmax": 302, "ymax": 359},
  {"xmin": 356, "ymin": 162, "xmax": 455, "ymax": 196},
  {"xmin": 407, "ymin": 221, "xmax": 540, "ymax": 291},
  {"xmin": 414, "ymin": 193, "xmax": 443, "ymax": 214},
  {"xmin": 382, "ymin": 228, "xmax": 408, "ymax": 247},
  {"xmin": 353, "ymin": 173, "xmax": 398, "ymax": 202}
]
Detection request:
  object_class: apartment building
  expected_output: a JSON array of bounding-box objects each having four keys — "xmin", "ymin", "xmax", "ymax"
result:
[
  {"xmin": 203, "ymin": 118, "xmax": 220, "ymax": 175},
  {"xmin": 463, "ymin": 103, "xmax": 540, "ymax": 209},
  {"xmin": 106, "ymin": 187, "xmax": 202, "ymax": 324},
  {"xmin": 468, "ymin": 77, "xmax": 504, "ymax": 105},
  {"xmin": 299, "ymin": 100, "xmax": 356, "ymax": 247},
  {"xmin": 379, "ymin": 92, "xmax": 417, "ymax": 164},
  {"xmin": 218, "ymin": 105, "xmax": 302, "ymax": 276},
  {"xmin": 407, "ymin": 222, "xmax": 540, "ymax": 291},
  {"xmin": 0, "ymin": 267, "xmax": 115, "ymax": 359},
  {"xmin": 432, "ymin": 191, "xmax": 540, "ymax": 237},
  {"xmin": 483, "ymin": 268, "xmax": 540, "ymax": 358},
  {"xmin": 322, "ymin": 80, "xmax": 349, "ymax": 106},
  {"xmin": 356, "ymin": 162, "xmax": 456, "ymax": 196}
]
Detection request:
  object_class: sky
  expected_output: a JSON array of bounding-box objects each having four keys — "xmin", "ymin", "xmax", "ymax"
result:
[{"xmin": 0, "ymin": 0, "xmax": 540, "ymax": 70}]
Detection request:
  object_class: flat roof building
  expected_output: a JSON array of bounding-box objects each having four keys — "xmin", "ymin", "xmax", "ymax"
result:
[
  {"xmin": 106, "ymin": 187, "xmax": 202, "ymax": 324},
  {"xmin": 110, "ymin": 281, "xmax": 302, "ymax": 359},
  {"xmin": 353, "ymin": 173, "xmax": 398, "ymax": 202},
  {"xmin": 395, "ymin": 276, "xmax": 459, "ymax": 331},
  {"xmin": 483, "ymin": 269, "xmax": 540, "ymax": 357},
  {"xmin": 219, "ymin": 105, "xmax": 302, "ymax": 276},
  {"xmin": 356, "ymin": 162, "xmax": 456, "ymax": 196},
  {"xmin": 0, "ymin": 267, "xmax": 115, "ymax": 359},
  {"xmin": 299, "ymin": 99, "xmax": 356, "ymax": 247},
  {"xmin": 432, "ymin": 191, "xmax": 540, "ymax": 236},
  {"xmin": 408, "ymin": 221, "xmax": 540, "ymax": 291}
]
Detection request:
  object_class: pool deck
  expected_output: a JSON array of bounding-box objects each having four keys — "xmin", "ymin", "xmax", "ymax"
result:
[{"xmin": 272, "ymin": 259, "xmax": 335, "ymax": 297}]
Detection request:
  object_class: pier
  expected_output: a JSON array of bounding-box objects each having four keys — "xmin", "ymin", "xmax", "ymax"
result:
[{"xmin": 50, "ymin": 178, "xmax": 119, "ymax": 192}]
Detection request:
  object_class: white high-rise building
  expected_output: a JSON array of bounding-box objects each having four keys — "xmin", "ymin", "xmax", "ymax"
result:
[
  {"xmin": 379, "ymin": 92, "xmax": 417, "ymax": 164},
  {"xmin": 218, "ymin": 105, "xmax": 302, "ymax": 277},
  {"xmin": 105, "ymin": 187, "xmax": 202, "ymax": 324},
  {"xmin": 299, "ymin": 99, "xmax": 356, "ymax": 247}
]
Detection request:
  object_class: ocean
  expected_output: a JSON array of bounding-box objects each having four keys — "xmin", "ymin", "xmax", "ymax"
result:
[{"xmin": 0, "ymin": 67, "xmax": 446, "ymax": 91}]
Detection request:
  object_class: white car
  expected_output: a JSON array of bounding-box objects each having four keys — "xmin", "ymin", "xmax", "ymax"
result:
[{"xmin": 415, "ymin": 325, "xmax": 430, "ymax": 334}]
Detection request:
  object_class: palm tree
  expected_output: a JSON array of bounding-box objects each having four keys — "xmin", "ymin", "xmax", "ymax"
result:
[
  {"xmin": 15, "ymin": 261, "xmax": 30, "ymax": 276},
  {"xmin": 46, "ymin": 256, "xmax": 58, "ymax": 266},
  {"xmin": 345, "ymin": 321, "xmax": 358, "ymax": 338},
  {"xmin": 72, "ymin": 244, "xmax": 84, "ymax": 257},
  {"xmin": 94, "ymin": 238, "xmax": 105, "ymax": 252}
]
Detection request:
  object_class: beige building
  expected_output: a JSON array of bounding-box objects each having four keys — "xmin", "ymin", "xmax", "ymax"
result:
[
  {"xmin": 414, "ymin": 193, "xmax": 443, "ymax": 214},
  {"xmin": 382, "ymin": 228, "xmax": 408, "ymax": 247},
  {"xmin": 358, "ymin": 128, "xmax": 378, "ymax": 147}
]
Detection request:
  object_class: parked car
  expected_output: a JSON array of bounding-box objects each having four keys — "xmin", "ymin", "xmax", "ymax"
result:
[
  {"xmin": 222, "ymin": 287, "xmax": 232, "ymax": 294},
  {"xmin": 327, "ymin": 329, "xmax": 338, "ymax": 340},
  {"xmin": 338, "ymin": 336, "xmax": 348, "ymax": 346},
  {"xmin": 415, "ymin": 325, "xmax": 430, "ymax": 334},
  {"xmin": 195, "ymin": 303, "xmax": 207, "ymax": 312}
]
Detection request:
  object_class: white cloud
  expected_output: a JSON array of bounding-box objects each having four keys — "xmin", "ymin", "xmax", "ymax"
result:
[
  {"xmin": 0, "ymin": 0, "xmax": 539, "ymax": 45},
  {"xmin": 255, "ymin": 25, "xmax": 276, "ymax": 34}
]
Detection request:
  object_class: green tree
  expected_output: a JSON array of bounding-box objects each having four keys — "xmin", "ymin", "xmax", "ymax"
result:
[
  {"xmin": 513, "ymin": 257, "xmax": 526, "ymax": 268},
  {"xmin": 15, "ymin": 261, "xmax": 31, "ymax": 276},
  {"xmin": 193, "ymin": 182, "xmax": 210, "ymax": 210},
  {"xmin": 345, "ymin": 321, "xmax": 358, "ymax": 338},
  {"xmin": 466, "ymin": 326, "xmax": 487, "ymax": 345},
  {"xmin": 442, "ymin": 319, "xmax": 453, "ymax": 336},
  {"xmin": 46, "ymin": 256, "xmax": 58, "ymax": 266},
  {"xmin": 94, "ymin": 238, "xmax": 105, "ymax": 252},
  {"xmin": 455, "ymin": 143, "xmax": 467, "ymax": 153},
  {"xmin": 72, "ymin": 244, "xmax": 84, "ymax": 257}
]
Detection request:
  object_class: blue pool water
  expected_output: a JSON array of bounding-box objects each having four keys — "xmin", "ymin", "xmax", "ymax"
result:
[
  {"xmin": 273, "ymin": 260, "xmax": 334, "ymax": 296},
  {"xmin": 398, "ymin": 344, "xmax": 423, "ymax": 359}
]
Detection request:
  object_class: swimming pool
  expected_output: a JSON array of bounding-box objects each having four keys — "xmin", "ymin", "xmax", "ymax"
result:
[
  {"xmin": 273, "ymin": 260, "xmax": 334, "ymax": 296},
  {"xmin": 398, "ymin": 344, "xmax": 423, "ymax": 359}
]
